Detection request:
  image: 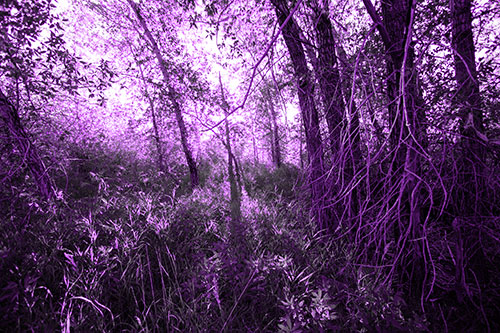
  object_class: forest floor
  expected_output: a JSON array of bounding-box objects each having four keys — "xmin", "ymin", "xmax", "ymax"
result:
[{"xmin": 0, "ymin": 150, "xmax": 485, "ymax": 332}]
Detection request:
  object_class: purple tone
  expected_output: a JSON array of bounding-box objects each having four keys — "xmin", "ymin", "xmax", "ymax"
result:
[{"xmin": 1, "ymin": 0, "xmax": 499, "ymax": 331}]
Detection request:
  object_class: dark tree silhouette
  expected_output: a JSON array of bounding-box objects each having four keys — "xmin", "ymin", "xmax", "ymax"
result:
[
  {"xmin": 271, "ymin": 0, "xmax": 336, "ymax": 232},
  {"xmin": 311, "ymin": 0, "xmax": 345, "ymax": 158},
  {"xmin": 450, "ymin": 0, "xmax": 486, "ymax": 215},
  {"xmin": 309, "ymin": 0, "xmax": 363, "ymax": 219},
  {"xmin": 363, "ymin": 0, "xmax": 425, "ymax": 303},
  {"xmin": 131, "ymin": 45, "xmax": 166, "ymax": 174}
]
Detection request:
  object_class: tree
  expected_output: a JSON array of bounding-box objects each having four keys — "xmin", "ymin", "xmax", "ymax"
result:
[
  {"xmin": 254, "ymin": 82, "xmax": 282, "ymax": 168},
  {"xmin": 127, "ymin": 0, "xmax": 199, "ymax": 188},
  {"xmin": 448, "ymin": 0, "xmax": 494, "ymax": 312},
  {"xmin": 309, "ymin": 0, "xmax": 346, "ymax": 159},
  {"xmin": 332, "ymin": 25, "xmax": 363, "ymax": 220},
  {"xmin": 265, "ymin": 85, "xmax": 282, "ymax": 168},
  {"xmin": 362, "ymin": 0, "xmax": 425, "ymax": 303},
  {"xmin": 270, "ymin": 0, "xmax": 335, "ymax": 232},
  {"xmin": 0, "ymin": 0, "xmax": 87, "ymax": 199},
  {"xmin": 307, "ymin": 0, "xmax": 363, "ymax": 219},
  {"xmin": 219, "ymin": 74, "xmax": 242, "ymax": 228},
  {"xmin": 450, "ymin": 0, "xmax": 486, "ymax": 215},
  {"xmin": 130, "ymin": 45, "xmax": 166, "ymax": 174}
]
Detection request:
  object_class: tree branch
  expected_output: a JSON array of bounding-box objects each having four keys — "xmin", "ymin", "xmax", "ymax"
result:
[
  {"xmin": 361, "ymin": 0, "xmax": 392, "ymax": 49},
  {"xmin": 203, "ymin": 0, "xmax": 304, "ymax": 132}
]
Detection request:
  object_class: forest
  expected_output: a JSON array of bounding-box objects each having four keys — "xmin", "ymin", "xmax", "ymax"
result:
[{"xmin": 1, "ymin": 0, "xmax": 500, "ymax": 331}]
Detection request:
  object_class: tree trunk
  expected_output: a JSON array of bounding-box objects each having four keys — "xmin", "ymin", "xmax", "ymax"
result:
[
  {"xmin": 252, "ymin": 117, "xmax": 259, "ymax": 164},
  {"xmin": 450, "ymin": 0, "xmax": 486, "ymax": 215},
  {"xmin": 312, "ymin": 1, "xmax": 363, "ymax": 219},
  {"xmin": 450, "ymin": 0, "xmax": 491, "ymax": 311},
  {"xmin": 271, "ymin": 0, "xmax": 335, "ymax": 232},
  {"xmin": 219, "ymin": 75, "xmax": 245, "ymax": 258},
  {"xmin": 134, "ymin": 54, "xmax": 165, "ymax": 173},
  {"xmin": 363, "ymin": 0, "xmax": 424, "ymax": 304},
  {"xmin": 331, "ymin": 27, "xmax": 362, "ymax": 172},
  {"xmin": 311, "ymin": 0, "xmax": 345, "ymax": 158},
  {"xmin": 225, "ymin": 120, "xmax": 241, "ymax": 225},
  {"xmin": 384, "ymin": 0, "xmax": 424, "ymax": 306},
  {"xmin": 149, "ymin": 97, "xmax": 163, "ymax": 171},
  {"xmin": 264, "ymin": 87, "xmax": 282, "ymax": 168},
  {"xmin": 128, "ymin": 0, "xmax": 199, "ymax": 189},
  {"xmin": 0, "ymin": 91, "xmax": 53, "ymax": 199}
]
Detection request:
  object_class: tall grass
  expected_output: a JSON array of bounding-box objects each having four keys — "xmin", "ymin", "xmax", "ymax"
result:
[{"xmin": 2, "ymin": 153, "xmax": 430, "ymax": 332}]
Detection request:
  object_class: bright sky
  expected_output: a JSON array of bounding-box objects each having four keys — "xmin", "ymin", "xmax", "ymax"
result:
[{"xmin": 55, "ymin": 0, "xmax": 254, "ymax": 117}]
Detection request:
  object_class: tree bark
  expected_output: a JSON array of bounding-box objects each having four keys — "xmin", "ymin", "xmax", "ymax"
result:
[
  {"xmin": 450, "ymin": 0, "xmax": 486, "ymax": 215},
  {"xmin": 311, "ymin": 0, "xmax": 345, "ymax": 157},
  {"xmin": 252, "ymin": 116, "xmax": 259, "ymax": 164},
  {"xmin": 363, "ymin": 0, "xmax": 424, "ymax": 304},
  {"xmin": 271, "ymin": 0, "xmax": 335, "ymax": 232},
  {"xmin": 264, "ymin": 86, "xmax": 282, "ymax": 168},
  {"xmin": 311, "ymin": 1, "xmax": 363, "ymax": 219},
  {"xmin": 224, "ymin": 113, "xmax": 241, "ymax": 225},
  {"xmin": 450, "ymin": 0, "xmax": 490, "ymax": 309},
  {"xmin": 128, "ymin": 0, "xmax": 199, "ymax": 188},
  {"xmin": 451, "ymin": 0, "xmax": 484, "ymax": 135}
]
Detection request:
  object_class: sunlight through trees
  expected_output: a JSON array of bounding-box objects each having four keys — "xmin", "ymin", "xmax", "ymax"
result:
[{"xmin": 1, "ymin": 0, "xmax": 500, "ymax": 331}]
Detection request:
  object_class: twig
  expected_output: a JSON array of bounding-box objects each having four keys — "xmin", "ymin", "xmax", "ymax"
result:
[{"xmin": 203, "ymin": 0, "xmax": 305, "ymax": 132}]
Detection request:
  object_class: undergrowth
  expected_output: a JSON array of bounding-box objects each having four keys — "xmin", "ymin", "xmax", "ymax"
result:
[{"xmin": 1, "ymin": 150, "xmax": 430, "ymax": 332}]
